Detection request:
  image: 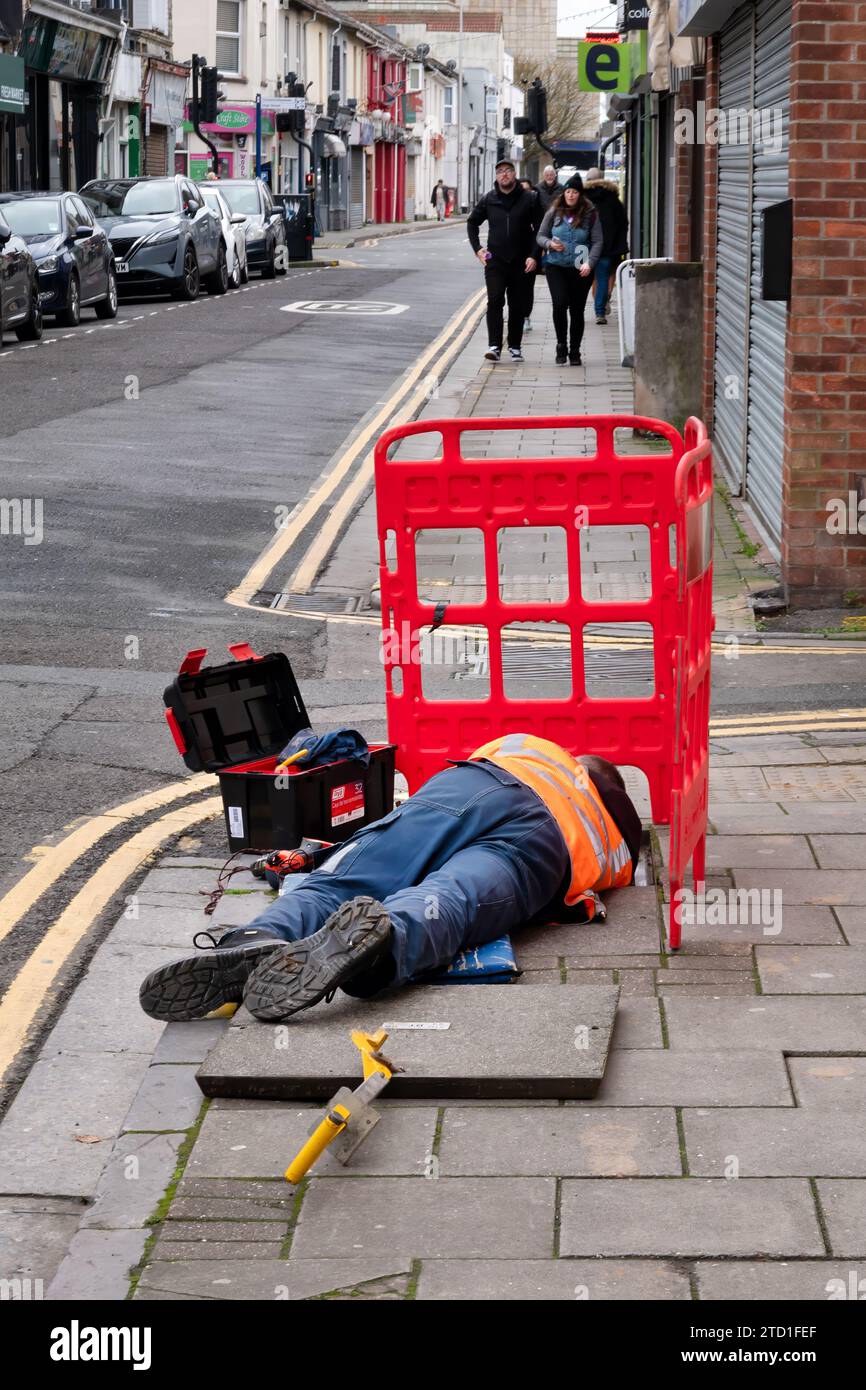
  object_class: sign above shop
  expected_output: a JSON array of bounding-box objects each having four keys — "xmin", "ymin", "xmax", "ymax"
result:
[
  {"xmin": 0, "ymin": 53, "xmax": 26, "ymax": 115},
  {"xmin": 183, "ymin": 103, "xmax": 275, "ymax": 136},
  {"xmin": 578, "ymin": 39, "xmax": 641, "ymax": 93},
  {"xmin": 18, "ymin": 11, "xmax": 116, "ymax": 85},
  {"xmin": 618, "ymin": 2, "xmax": 650, "ymax": 29}
]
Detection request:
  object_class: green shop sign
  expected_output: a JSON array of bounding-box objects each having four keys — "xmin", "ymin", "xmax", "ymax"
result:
[
  {"xmin": 0, "ymin": 54, "xmax": 26, "ymax": 116},
  {"xmin": 578, "ymin": 39, "xmax": 644, "ymax": 94}
]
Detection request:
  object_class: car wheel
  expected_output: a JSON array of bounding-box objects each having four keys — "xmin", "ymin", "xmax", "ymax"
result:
[
  {"xmin": 172, "ymin": 245, "xmax": 200, "ymax": 300},
  {"xmin": 16, "ymin": 282, "xmax": 43, "ymax": 341},
  {"xmin": 261, "ymin": 240, "xmax": 277, "ymax": 279},
  {"xmin": 240, "ymin": 258, "xmax": 249, "ymax": 284},
  {"xmin": 275, "ymin": 237, "xmax": 288, "ymax": 275},
  {"xmin": 94, "ymin": 267, "xmax": 118, "ymax": 319},
  {"xmin": 229, "ymin": 252, "xmax": 241, "ymax": 288},
  {"xmin": 206, "ymin": 242, "xmax": 229, "ymax": 295},
  {"xmin": 56, "ymin": 273, "xmax": 81, "ymax": 328}
]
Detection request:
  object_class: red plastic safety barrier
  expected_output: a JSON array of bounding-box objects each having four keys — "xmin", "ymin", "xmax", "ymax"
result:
[{"xmin": 374, "ymin": 414, "xmax": 713, "ymax": 949}]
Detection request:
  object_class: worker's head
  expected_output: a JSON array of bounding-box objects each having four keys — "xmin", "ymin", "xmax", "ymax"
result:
[{"xmin": 578, "ymin": 755, "xmax": 626, "ymax": 791}]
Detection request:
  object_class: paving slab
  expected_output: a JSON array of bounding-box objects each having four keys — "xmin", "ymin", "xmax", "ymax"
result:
[
  {"xmin": 809, "ymin": 835, "xmax": 866, "ymax": 869},
  {"xmin": 663, "ymin": 996, "xmax": 866, "ymax": 1050},
  {"xmin": 196, "ymin": 985, "xmax": 620, "ymax": 1100},
  {"xmin": 291, "ymin": 1176, "xmax": 556, "ymax": 1260},
  {"xmin": 702, "ymin": 836, "xmax": 816, "ymax": 869},
  {"xmin": 416, "ymin": 1258, "xmax": 691, "ymax": 1301},
  {"xmin": 559, "ymin": 1179, "xmax": 823, "ymax": 1257},
  {"xmin": 152, "ymin": 1020, "xmax": 229, "ymax": 1064},
  {"xmin": 610, "ymin": 997, "xmax": 664, "ymax": 1047},
  {"xmin": 815, "ymin": 1180, "xmax": 866, "ymax": 1256},
  {"xmin": 732, "ymin": 870, "xmax": 866, "ymax": 906},
  {"xmin": 835, "ymin": 906, "xmax": 866, "ymax": 943},
  {"xmin": 672, "ymin": 909, "xmax": 844, "ymax": 945},
  {"xmin": 586, "ymin": 1049, "xmax": 792, "ymax": 1107},
  {"xmin": 187, "ymin": 1104, "xmax": 437, "ymax": 1179},
  {"xmin": 46, "ymin": 1228, "xmax": 149, "ymax": 1301},
  {"xmin": 122, "ymin": 1064, "xmax": 204, "ymax": 1132},
  {"xmin": 0, "ymin": 1052, "xmax": 154, "ymax": 1198},
  {"xmin": 134, "ymin": 1258, "xmax": 412, "ymax": 1300},
  {"xmin": 80, "ymin": 1132, "xmax": 185, "ymax": 1229},
  {"xmin": 40, "ymin": 945, "xmax": 182, "ymax": 1057},
  {"xmin": 437, "ymin": 1106, "xmax": 680, "ymax": 1176},
  {"xmin": 0, "ymin": 1198, "xmax": 84, "ymax": 1288},
  {"xmin": 789, "ymin": 1057, "xmax": 866, "ymax": 1109},
  {"xmin": 695, "ymin": 1261, "xmax": 866, "ymax": 1301},
  {"xmin": 515, "ymin": 889, "xmax": 661, "ymax": 960},
  {"xmin": 155, "ymin": 1221, "xmax": 288, "ymax": 1243},
  {"xmin": 756, "ymin": 945, "xmax": 866, "ymax": 993},
  {"xmin": 684, "ymin": 1109, "xmax": 866, "ymax": 1177}
]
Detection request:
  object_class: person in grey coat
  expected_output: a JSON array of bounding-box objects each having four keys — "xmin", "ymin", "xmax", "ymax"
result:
[{"xmin": 536, "ymin": 174, "xmax": 603, "ymax": 365}]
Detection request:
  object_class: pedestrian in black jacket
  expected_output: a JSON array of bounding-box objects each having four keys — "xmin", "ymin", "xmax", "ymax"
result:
[
  {"xmin": 467, "ymin": 159, "xmax": 539, "ymax": 363},
  {"xmin": 536, "ymin": 165, "xmax": 561, "ymax": 214},
  {"xmin": 583, "ymin": 167, "xmax": 629, "ymax": 324}
]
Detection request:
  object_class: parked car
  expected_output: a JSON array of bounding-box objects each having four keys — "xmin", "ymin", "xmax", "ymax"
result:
[
  {"xmin": 202, "ymin": 179, "xmax": 288, "ymax": 277},
  {"xmin": 79, "ymin": 175, "xmax": 226, "ymax": 299},
  {"xmin": 0, "ymin": 208, "xmax": 42, "ymax": 346},
  {"xmin": 200, "ymin": 185, "xmax": 248, "ymax": 287},
  {"xmin": 0, "ymin": 191, "xmax": 117, "ymax": 327}
]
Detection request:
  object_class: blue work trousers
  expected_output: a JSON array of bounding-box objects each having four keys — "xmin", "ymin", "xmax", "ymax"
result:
[{"xmin": 225, "ymin": 761, "xmax": 570, "ymax": 992}]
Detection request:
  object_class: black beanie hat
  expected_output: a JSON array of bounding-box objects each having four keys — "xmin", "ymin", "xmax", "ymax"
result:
[{"xmin": 565, "ymin": 173, "xmax": 584, "ymax": 191}]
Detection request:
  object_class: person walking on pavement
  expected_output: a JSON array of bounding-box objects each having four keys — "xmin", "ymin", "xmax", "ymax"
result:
[
  {"xmin": 583, "ymin": 167, "xmax": 629, "ymax": 325},
  {"xmin": 520, "ymin": 178, "xmax": 540, "ymax": 334},
  {"xmin": 139, "ymin": 739, "xmax": 640, "ymax": 1023},
  {"xmin": 536, "ymin": 164, "xmax": 561, "ymax": 214},
  {"xmin": 467, "ymin": 159, "xmax": 539, "ymax": 363},
  {"xmin": 431, "ymin": 178, "xmax": 447, "ymax": 221},
  {"xmin": 537, "ymin": 174, "xmax": 602, "ymax": 367}
]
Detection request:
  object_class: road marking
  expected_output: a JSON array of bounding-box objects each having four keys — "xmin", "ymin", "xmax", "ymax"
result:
[
  {"xmin": 280, "ymin": 299, "xmax": 409, "ymax": 316},
  {"xmin": 225, "ymin": 286, "xmax": 486, "ymax": 608},
  {"xmin": 712, "ymin": 707, "xmax": 866, "ymax": 728},
  {"xmin": 0, "ymin": 796, "xmax": 221, "ymax": 1088},
  {"xmin": 288, "ymin": 294, "xmax": 487, "ymax": 593},
  {"xmin": 0, "ymin": 774, "xmax": 213, "ymax": 947}
]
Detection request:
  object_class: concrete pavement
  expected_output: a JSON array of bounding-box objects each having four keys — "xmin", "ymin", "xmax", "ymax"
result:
[{"xmin": 2, "ymin": 261, "xmax": 866, "ymax": 1303}]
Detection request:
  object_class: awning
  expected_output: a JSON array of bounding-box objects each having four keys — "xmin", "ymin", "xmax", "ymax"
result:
[{"xmin": 322, "ymin": 133, "xmax": 347, "ymax": 158}]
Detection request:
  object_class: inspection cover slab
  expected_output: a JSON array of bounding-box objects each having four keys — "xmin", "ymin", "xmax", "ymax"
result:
[{"xmin": 196, "ymin": 985, "xmax": 619, "ymax": 1102}]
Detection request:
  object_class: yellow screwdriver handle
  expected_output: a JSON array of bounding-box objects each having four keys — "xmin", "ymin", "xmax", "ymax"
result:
[{"xmin": 284, "ymin": 1103, "xmax": 350, "ymax": 1184}]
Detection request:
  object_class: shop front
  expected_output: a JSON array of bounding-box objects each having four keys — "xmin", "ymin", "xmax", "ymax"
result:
[
  {"xmin": 178, "ymin": 103, "xmax": 275, "ymax": 183},
  {"xmin": 0, "ymin": 51, "xmax": 25, "ymax": 191},
  {"xmin": 14, "ymin": 0, "xmax": 122, "ymax": 191}
]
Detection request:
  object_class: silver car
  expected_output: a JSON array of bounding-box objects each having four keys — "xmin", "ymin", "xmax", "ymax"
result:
[
  {"xmin": 203, "ymin": 179, "xmax": 288, "ymax": 278},
  {"xmin": 201, "ymin": 185, "xmax": 248, "ymax": 287}
]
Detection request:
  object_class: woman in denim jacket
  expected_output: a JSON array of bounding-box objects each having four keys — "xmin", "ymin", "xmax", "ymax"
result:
[{"xmin": 537, "ymin": 175, "xmax": 603, "ymax": 365}]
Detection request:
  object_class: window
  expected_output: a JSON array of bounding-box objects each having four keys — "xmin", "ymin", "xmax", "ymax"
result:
[
  {"xmin": 216, "ymin": 0, "xmax": 243, "ymax": 76},
  {"xmin": 444, "ymin": 85, "xmax": 454, "ymax": 124},
  {"xmin": 408, "ymin": 63, "xmax": 423, "ymax": 92}
]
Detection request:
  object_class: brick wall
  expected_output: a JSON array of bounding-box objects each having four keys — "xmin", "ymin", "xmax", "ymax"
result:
[
  {"xmin": 673, "ymin": 80, "xmax": 694, "ymax": 263},
  {"xmin": 783, "ymin": 0, "xmax": 866, "ymax": 609}
]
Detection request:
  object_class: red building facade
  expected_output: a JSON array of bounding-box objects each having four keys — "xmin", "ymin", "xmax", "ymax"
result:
[{"xmin": 367, "ymin": 51, "xmax": 407, "ymax": 224}]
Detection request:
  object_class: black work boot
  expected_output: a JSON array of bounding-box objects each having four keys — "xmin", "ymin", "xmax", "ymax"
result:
[
  {"xmin": 139, "ymin": 929, "xmax": 285, "ymax": 1022},
  {"xmin": 243, "ymin": 897, "xmax": 394, "ymax": 1022}
]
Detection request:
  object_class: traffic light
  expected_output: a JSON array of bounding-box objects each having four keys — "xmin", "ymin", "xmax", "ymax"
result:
[
  {"xmin": 291, "ymin": 82, "xmax": 306, "ymax": 134},
  {"xmin": 200, "ymin": 66, "xmax": 223, "ymax": 123},
  {"xmin": 305, "ymin": 171, "xmax": 315, "ymax": 189},
  {"xmin": 526, "ymin": 79, "xmax": 547, "ymax": 136}
]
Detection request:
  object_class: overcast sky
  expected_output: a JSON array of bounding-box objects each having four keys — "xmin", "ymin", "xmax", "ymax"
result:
[{"xmin": 557, "ymin": 0, "xmax": 619, "ymax": 37}]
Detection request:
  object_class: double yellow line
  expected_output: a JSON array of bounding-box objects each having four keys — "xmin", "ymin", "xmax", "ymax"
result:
[
  {"xmin": 226, "ymin": 286, "xmax": 487, "ymax": 609},
  {"xmin": 711, "ymin": 707, "xmax": 866, "ymax": 738},
  {"xmin": 0, "ymin": 778, "xmax": 220, "ymax": 1088}
]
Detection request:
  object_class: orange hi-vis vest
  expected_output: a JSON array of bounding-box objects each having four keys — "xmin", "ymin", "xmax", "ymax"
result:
[{"xmin": 470, "ymin": 734, "xmax": 634, "ymax": 904}]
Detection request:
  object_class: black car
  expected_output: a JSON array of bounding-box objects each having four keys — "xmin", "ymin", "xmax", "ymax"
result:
[
  {"xmin": 0, "ymin": 191, "xmax": 117, "ymax": 327},
  {"xmin": 79, "ymin": 175, "xmax": 226, "ymax": 299},
  {"xmin": 204, "ymin": 179, "xmax": 288, "ymax": 277},
  {"xmin": 0, "ymin": 208, "xmax": 42, "ymax": 346}
]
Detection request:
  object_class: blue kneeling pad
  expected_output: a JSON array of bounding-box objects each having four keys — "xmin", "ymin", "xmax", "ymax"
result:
[{"xmin": 427, "ymin": 936, "xmax": 519, "ymax": 984}]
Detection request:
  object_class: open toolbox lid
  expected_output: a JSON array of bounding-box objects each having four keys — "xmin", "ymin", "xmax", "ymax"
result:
[{"xmin": 163, "ymin": 643, "xmax": 310, "ymax": 774}]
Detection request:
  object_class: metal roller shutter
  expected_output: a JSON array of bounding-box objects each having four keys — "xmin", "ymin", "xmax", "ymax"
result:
[
  {"xmin": 350, "ymin": 147, "xmax": 364, "ymax": 228},
  {"xmin": 745, "ymin": 0, "xmax": 790, "ymax": 549},
  {"xmin": 144, "ymin": 126, "xmax": 168, "ymax": 177},
  {"xmin": 713, "ymin": 2, "xmax": 754, "ymax": 492}
]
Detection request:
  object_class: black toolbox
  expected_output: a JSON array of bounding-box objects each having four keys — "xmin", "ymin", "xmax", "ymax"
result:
[{"xmin": 164, "ymin": 643, "xmax": 396, "ymax": 852}]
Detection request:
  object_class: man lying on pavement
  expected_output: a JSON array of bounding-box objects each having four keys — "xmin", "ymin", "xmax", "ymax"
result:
[{"xmin": 139, "ymin": 735, "xmax": 642, "ymax": 1024}]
